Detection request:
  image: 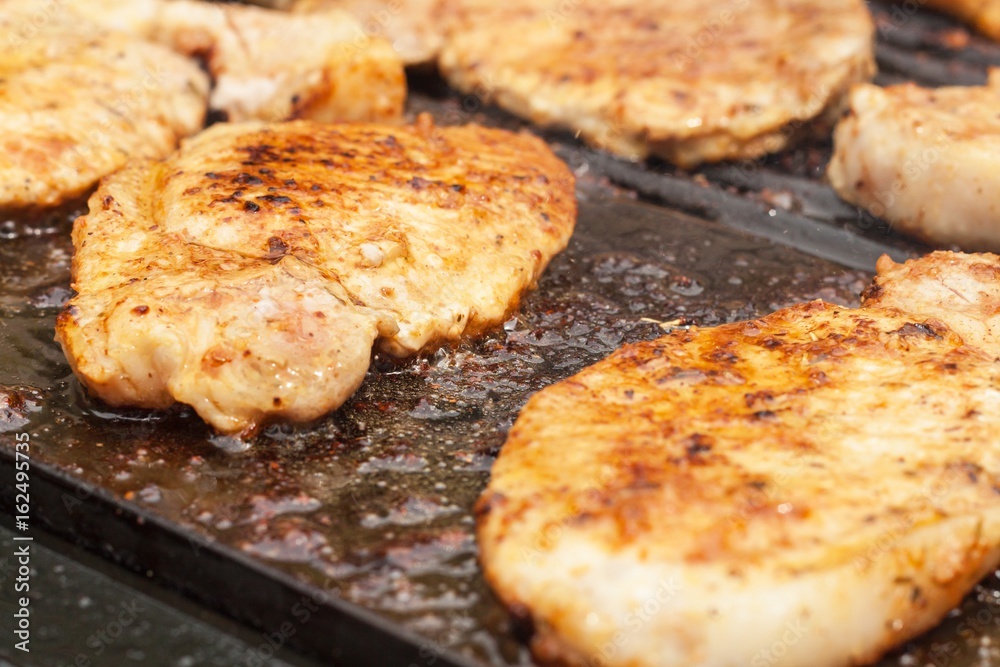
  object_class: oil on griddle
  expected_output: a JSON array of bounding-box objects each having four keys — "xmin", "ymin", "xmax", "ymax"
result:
[{"xmin": 4, "ymin": 2, "xmax": 1000, "ymax": 666}]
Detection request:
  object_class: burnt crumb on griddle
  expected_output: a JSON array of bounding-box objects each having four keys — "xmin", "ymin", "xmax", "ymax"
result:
[{"xmin": 0, "ymin": 386, "xmax": 39, "ymax": 429}]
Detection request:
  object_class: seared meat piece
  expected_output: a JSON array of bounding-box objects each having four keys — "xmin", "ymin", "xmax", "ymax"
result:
[
  {"xmin": 861, "ymin": 251, "xmax": 1000, "ymax": 353},
  {"xmin": 0, "ymin": 0, "xmax": 404, "ymax": 216},
  {"xmin": 924, "ymin": 0, "xmax": 1000, "ymax": 40},
  {"xmin": 438, "ymin": 0, "xmax": 876, "ymax": 167},
  {"xmin": 57, "ymin": 117, "xmax": 575, "ymax": 434},
  {"xmin": 828, "ymin": 74, "xmax": 1000, "ymax": 251},
  {"xmin": 67, "ymin": 0, "xmax": 406, "ymax": 123},
  {"xmin": 291, "ymin": 0, "xmax": 443, "ymax": 65},
  {"xmin": 0, "ymin": 6, "xmax": 208, "ymax": 214},
  {"xmin": 155, "ymin": 0, "xmax": 405, "ymax": 122},
  {"xmin": 477, "ymin": 251, "xmax": 1000, "ymax": 667}
]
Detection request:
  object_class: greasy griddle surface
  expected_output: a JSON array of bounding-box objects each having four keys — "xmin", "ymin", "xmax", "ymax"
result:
[
  {"xmin": 2, "ymin": 194, "xmax": 874, "ymax": 666},
  {"xmin": 7, "ymin": 1, "xmax": 1000, "ymax": 664}
]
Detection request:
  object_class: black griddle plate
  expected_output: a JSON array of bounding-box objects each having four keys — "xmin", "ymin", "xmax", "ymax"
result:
[{"xmin": 6, "ymin": 1, "xmax": 1000, "ymax": 665}]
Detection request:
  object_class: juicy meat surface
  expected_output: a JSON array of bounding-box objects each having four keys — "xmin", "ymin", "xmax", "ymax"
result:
[
  {"xmin": 438, "ymin": 0, "xmax": 876, "ymax": 167},
  {"xmin": 862, "ymin": 251, "xmax": 1000, "ymax": 353},
  {"xmin": 67, "ymin": 0, "xmax": 406, "ymax": 123},
  {"xmin": 827, "ymin": 73, "xmax": 1000, "ymax": 251},
  {"xmin": 0, "ymin": 0, "xmax": 403, "ymax": 216},
  {"xmin": 476, "ymin": 251, "xmax": 1000, "ymax": 667},
  {"xmin": 292, "ymin": 0, "xmax": 443, "ymax": 65},
  {"xmin": 56, "ymin": 118, "xmax": 576, "ymax": 434},
  {"xmin": 923, "ymin": 0, "xmax": 1000, "ymax": 39},
  {"xmin": 0, "ymin": 5, "xmax": 208, "ymax": 213},
  {"xmin": 155, "ymin": 0, "xmax": 405, "ymax": 123}
]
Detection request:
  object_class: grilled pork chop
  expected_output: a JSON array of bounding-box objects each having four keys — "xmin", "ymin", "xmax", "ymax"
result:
[
  {"xmin": 0, "ymin": 6, "xmax": 208, "ymax": 215},
  {"xmin": 476, "ymin": 251, "xmax": 1000, "ymax": 667},
  {"xmin": 438, "ymin": 0, "xmax": 876, "ymax": 167},
  {"xmin": 923, "ymin": 0, "xmax": 1000, "ymax": 40},
  {"xmin": 56, "ymin": 117, "xmax": 575, "ymax": 434},
  {"xmin": 67, "ymin": 0, "xmax": 406, "ymax": 123},
  {"xmin": 828, "ymin": 73, "xmax": 1000, "ymax": 251}
]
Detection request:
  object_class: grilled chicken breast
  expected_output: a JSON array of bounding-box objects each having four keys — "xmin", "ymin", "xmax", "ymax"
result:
[
  {"xmin": 67, "ymin": 0, "xmax": 405, "ymax": 123},
  {"xmin": 924, "ymin": 0, "xmax": 1000, "ymax": 39},
  {"xmin": 828, "ymin": 73, "xmax": 1000, "ymax": 251},
  {"xmin": 477, "ymin": 251, "xmax": 1000, "ymax": 667},
  {"xmin": 56, "ymin": 117, "xmax": 575, "ymax": 434},
  {"xmin": 1, "ymin": 0, "xmax": 403, "ymax": 216},
  {"xmin": 155, "ymin": 0, "xmax": 405, "ymax": 122},
  {"xmin": 861, "ymin": 252, "xmax": 1000, "ymax": 351},
  {"xmin": 291, "ymin": 0, "xmax": 443, "ymax": 65},
  {"xmin": 0, "ymin": 6, "xmax": 208, "ymax": 215},
  {"xmin": 438, "ymin": 0, "xmax": 876, "ymax": 167}
]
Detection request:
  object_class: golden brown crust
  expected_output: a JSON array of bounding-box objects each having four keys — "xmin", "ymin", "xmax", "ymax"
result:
[
  {"xmin": 155, "ymin": 0, "xmax": 406, "ymax": 123},
  {"xmin": 481, "ymin": 302, "xmax": 991, "ymax": 566},
  {"xmin": 438, "ymin": 0, "xmax": 875, "ymax": 166},
  {"xmin": 57, "ymin": 118, "xmax": 575, "ymax": 433},
  {"xmin": 60, "ymin": 0, "xmax": 406, "ymax": 123},
  {"xmin": 862, "ymin": 251, "xmax": 1000, "ymax": 355},
  {"xmin": 0, "ymin": 7, "xmax": 208, "ymax": 213},
  {"xmin": 478, "ymin": 252, "xmax": 1000, "ymax": 667}
]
